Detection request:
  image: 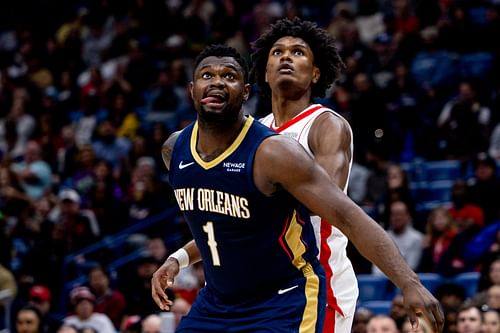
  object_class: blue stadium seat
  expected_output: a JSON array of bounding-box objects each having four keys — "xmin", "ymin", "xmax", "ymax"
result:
[
  {"xmin": 460, "ymin": 52, "xmax": 493, "ymax": 79},
  {"xmin": 453, "ymin": 271, "xmax": 481, "ymax": 298},
  {"xmin": 417, "ymin": 273, "xmax": 445, "ymax": 294},
  {"xmin": 358, "ymin": 300, "xmax": 392, "ymax": 315},
  {"xmin": 423, "ymin": 180, "xmax": 454, "ymax": 203},
  {"xmin": 424, "ymin": 160, "xmax": 461, "ymax": 182},
  {"xmin": 393, "ymin": 273, "xmax": 444, "ymax": 297},
  {"xmin": 357, "ymin": 274, "xmax": 390, "ymax": 302}
]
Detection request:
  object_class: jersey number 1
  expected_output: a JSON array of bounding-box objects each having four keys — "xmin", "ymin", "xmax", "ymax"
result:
[{"xmin": 203, "ymin": 222, "xmax": 220, "ymax": 266}]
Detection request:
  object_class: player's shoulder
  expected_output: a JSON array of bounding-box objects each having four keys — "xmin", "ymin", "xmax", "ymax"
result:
[
  {"xmin": 313, "ymin": 105, "xmax": 350, "ymax": 125},
  {"xmin": 162, "ymin": 128, "xmax": 188, "ymax": 170},
  {"xmin": 163, "ymin": 129, "xmax": 184, "ymax": 150},
  {"xmin": 312, "ymin": 107, "xmax": 351, "ymax": 135}
]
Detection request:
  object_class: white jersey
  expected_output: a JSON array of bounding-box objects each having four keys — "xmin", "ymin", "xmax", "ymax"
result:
[{"xmin": 260, "ymin": 104, "xmax": 359, "ymax": 324}]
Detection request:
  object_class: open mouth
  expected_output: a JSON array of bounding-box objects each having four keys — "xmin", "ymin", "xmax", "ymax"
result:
[
  {"xmin": 201, "ymin": 94, "xmax": 226, "ymax": 108},
  {"xmin": 278, "ymin": 64, "xmax": 294, "ymax": 74}
]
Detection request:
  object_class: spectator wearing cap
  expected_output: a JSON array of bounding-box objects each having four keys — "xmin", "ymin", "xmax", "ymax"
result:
[
  {"xmin": 28, "ymin": 285, "xmax": 62, "ymax": 333},
  {"xmin": 368, "ymin": 32, "xmax": 397, "ymax": 90},
  {"xmin": 63, "ymin": 286, "xmax": 116, "ymax": 333},
  {"xmin": 467, "ymin": 152, "xmax": 500, "ymax": 224},
  {"xmin": 87, "ymin": 265, "xmax": 126, "ymax": 329},
  {"xmin": 48, "ymin": 188, "xmax": 100, "ymax": 252}
]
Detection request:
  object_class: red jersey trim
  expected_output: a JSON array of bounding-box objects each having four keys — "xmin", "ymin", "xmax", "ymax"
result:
[{"xmin": 271, "ymin": 105, "xmax": 324, "ymax": 132}]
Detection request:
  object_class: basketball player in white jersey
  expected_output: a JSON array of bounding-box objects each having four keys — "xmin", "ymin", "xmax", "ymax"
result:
[{"xmin": 251, "ymin": 18, "xmax": 357, "ymax": 332}]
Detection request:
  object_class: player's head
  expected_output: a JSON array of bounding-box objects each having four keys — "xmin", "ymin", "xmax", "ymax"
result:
[
  {"xmin": 251, "ymin": 17, "xmax": 345, "ymax": 98},
  {"xmin": 191, "ymin": 44, "xmax": 250, "ymax": 122},
  {"xmin": 193, "ymin": 44, "xmax": 249, "ymax": 83}
]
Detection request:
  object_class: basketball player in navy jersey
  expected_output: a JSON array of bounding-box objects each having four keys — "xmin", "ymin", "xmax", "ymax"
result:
[{"xmin": 152, "ymin": 44, "xmax": 444, "ymax": 332}]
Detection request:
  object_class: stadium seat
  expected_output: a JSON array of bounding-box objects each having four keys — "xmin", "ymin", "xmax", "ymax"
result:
[
  {"xmin": 424, "ymin": 160, "xmax": 462, "ymax": 182},
  {"xmin": 358, "ymin": 300, "xmax": 392, "ymax": 315},
  {"xmin": 423, "ymin": 180, "xmax": 454, "ymax": 203},
  {"xmin": 453, "ymin": 271, "xmax": 481, "ymax": 298},
  {"xmin": 357, "ymin": 274, "xmax": 390, "ymax": 302},
  {"xmin": 393, "ymin": 273, "xmax": 444, "ymax": 297},
  {"xmin": 417, "ymin": 273, "xmax": 445, "ymax": 294}
]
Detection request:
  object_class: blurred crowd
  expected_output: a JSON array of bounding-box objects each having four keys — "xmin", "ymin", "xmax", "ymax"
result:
[{"xmin": 1, "ymin": 0, "xmax": 500, "ymax": 332}]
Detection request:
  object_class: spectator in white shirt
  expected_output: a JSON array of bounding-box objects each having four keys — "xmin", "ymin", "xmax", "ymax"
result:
[{"xmin": 63, "ymin": 286, "xmax": 116, "ymax": 333}]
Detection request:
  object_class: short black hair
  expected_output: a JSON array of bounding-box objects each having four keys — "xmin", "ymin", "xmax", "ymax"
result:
[
  {"xmin": 193, "ymin": 44, "xmax": 249, "ymax": 82},
  {"xmin": 251, "ymin": 17, "xmax": 345, "ymax": 98}
]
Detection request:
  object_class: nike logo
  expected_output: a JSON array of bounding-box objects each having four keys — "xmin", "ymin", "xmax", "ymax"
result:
[
  {"xmin": 179, "ymin": 161, "xmax": 195, "ymax": 169},
  {"xmin": 277, "ymin": 285, "xmax": 299, "ymax": 295}
]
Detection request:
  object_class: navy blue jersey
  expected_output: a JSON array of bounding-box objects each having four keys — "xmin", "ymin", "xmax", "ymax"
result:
[{"xmin": 169, "ymin": 116, "xmax": 320, "ymax": 303}]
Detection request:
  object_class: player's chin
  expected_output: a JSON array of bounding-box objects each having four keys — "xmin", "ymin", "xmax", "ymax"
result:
[{"xmin": 201, "ymin": 102, "xmax": 227, "ymax": 113}]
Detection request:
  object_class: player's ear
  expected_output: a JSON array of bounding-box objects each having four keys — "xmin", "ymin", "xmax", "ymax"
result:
[
  {"xmin": 189, "ymin": 81, "xmax": 194, "ymax": 99},
  {"xmin": 243, "ymin": 83, "xmax": 251, "ymax": 101},
  {"xmin": 312, "ymin": 67, "xmax": 320, "ymax": 84}
]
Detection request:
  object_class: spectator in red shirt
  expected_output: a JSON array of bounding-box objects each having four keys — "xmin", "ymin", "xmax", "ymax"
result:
[
  {"xmin": 449, "ymin": 180, "xmax": 484, "ymax": 228},
  {"xmin": 419, "ymin": 206, "xmax": 458, "ymax": 272}
]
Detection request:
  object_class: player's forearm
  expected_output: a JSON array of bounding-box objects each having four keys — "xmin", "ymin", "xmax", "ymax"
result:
[
  {"xmin": 334, "ymin": 202, "xmax": 420, "ymax": 290},
  {"xmin": 183, "ymin": 239, "xmax": 202, "ymax": 265}
]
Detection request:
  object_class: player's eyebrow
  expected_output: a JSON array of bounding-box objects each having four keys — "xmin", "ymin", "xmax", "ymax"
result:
[
  {"xmin": 198, "ymin": 63, "xmax": 240, "ymax": 73},
  {"xmin": 272, "ymin": 42, "xmax": 308, "ymax": 49}
]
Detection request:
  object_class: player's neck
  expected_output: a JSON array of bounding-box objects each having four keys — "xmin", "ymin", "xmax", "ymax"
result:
[
  {"xmin": 271, "ymin": 95, "xmax": 312, "ymax": 127},
  {"xmin": 196, "ymin": 113, "xmax": 246, "ymax": 162}
]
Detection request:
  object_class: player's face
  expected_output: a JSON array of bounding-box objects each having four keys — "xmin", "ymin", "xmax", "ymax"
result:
[
  {"xmin": 190, "ymin": 56, "xmax": 249, "ymax": 121},
  {"xmin": 265, "ymin": 36, "xmax": 320, "ymax": 96}
]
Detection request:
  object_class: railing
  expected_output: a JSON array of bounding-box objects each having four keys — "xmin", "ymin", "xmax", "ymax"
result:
[{"xmin": 57, "ymin": 206, "xmax": 181, "ymax": 314}]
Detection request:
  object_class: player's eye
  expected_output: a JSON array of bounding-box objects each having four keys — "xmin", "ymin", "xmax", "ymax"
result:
[
  {"xmin": 202, "ymin": 73, "xmax": 212, "ymax": 79},
  {"xmin": 224, "ymin": 73, "xmax": 235, "ymax": 80},
  {"xmin": 294, "ymin": 50, "xmax": 304, "ymax": 56},
  {"xmin": 271, "ymin": 49, "xmax": 282, "ymax": 56}
]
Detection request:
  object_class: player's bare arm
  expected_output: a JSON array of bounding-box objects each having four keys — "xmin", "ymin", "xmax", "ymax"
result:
[
  {"xmin": 161, "ymin": 131, "xmax": 182, "ymax": 171},
  {"xmin": 154, "ymin": 130, "xmax": 202, "ymax": 311},
  {"xmin": 254, "ymin": 135, "xmax": 444, "ymax": 332},
  {"xmin": 309, "ymin": 112, "xmax": 352, "ymax": 187}
]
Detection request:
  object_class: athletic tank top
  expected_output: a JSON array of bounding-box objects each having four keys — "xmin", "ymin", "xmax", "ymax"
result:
[
  {"xmin": 261, "ymin": 105, "xmax": 359, "ymax": 317},
  {"xmin": 169, "ymin": 116, "xmax": 319, "ymax": 302}
]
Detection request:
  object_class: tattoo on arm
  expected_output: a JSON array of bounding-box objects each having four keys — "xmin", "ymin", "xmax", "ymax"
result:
[{"xmin": 162, "ymin": 131, "xmax": 181, "ymax": 170}]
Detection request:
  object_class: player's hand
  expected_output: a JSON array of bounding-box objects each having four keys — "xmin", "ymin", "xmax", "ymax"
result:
[
  {"xmin": 401, "ymin": 282, "xmax": 444, "ymax": 333},
  {"xmin": 151, "ymin": 257, "xmax": 180, "ymax": 310}
]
